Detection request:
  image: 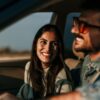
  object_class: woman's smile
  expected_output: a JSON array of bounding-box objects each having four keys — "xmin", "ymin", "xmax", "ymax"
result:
[{"xmin": 42, "ymin": 52, "xmax": 50, "ymax": 57}]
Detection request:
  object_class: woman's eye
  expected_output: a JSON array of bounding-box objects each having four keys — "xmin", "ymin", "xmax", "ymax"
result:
[
  {"xmin": 52, "ymin": 42, "xmax": 58, "ymax": 47},
  {"xmin": 40, "ymin": 41, "xmax": 47, "ymax": 45}
]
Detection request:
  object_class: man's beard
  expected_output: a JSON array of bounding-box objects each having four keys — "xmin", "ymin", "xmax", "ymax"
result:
[{"xmin": 75, "ymin": 48, "xmax": 93, "ymax": 56}]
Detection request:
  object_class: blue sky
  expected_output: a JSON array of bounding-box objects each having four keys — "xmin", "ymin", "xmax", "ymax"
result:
[{"xmin": 0, "ymin": 13, "xmax": 52, "ymax": 51}]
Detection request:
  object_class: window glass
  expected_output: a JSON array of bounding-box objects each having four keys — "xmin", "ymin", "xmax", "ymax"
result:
[
  {"xmin": 0, "ymin": 12, "xmax": 53, "ymax": 59},
  {"xmin": 64, "ymin": 12, "xmax": 80, "ymax": 51}
]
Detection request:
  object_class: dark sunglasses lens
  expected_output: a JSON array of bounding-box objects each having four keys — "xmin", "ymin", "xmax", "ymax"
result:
[{"xmin": 73, "ymin": 17, "xmax": 87, "ymax": 33}]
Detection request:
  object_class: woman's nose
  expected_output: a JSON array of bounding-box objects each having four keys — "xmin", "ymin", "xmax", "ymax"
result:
[
  {"xmin": 45, "ymin": 43, "xmax": 54, "ymax": 53},
  {"xmin": 45, "ymin": 43, "xmax": 51, "ymax": 52}
]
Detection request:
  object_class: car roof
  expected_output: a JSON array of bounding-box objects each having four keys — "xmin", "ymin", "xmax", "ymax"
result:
[{"xmin": 0, "ymin": 0, "xmax": 86, "ymax": 30}]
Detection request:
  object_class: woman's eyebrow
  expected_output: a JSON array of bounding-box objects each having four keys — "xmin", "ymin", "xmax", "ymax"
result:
[
  {"xmin": 39, "ymin": 38, "xmax": 47, "ymax": 41},
  {"xmin": 39, "ymin": 38, "xmax": 57, "ymax": 42}
]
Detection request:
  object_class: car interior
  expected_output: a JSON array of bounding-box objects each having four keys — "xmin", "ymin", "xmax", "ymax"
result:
[{"xmin": 0, "ymin": 0, "xmax": 98, "ymax": 95}]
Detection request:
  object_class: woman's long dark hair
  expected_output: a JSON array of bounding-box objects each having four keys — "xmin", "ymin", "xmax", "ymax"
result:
[{"xmin": 29, "ymin": 24, "xmax": 71, "ymax": 99}]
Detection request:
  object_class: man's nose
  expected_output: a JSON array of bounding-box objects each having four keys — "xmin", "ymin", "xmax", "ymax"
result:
[{"xmin": 71, "ymin": 26, "xmax": 79, "ymax": 35}]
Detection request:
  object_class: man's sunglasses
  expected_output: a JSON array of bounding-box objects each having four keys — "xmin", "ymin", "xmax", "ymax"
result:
[{"xmin": 73, "ymin": 17, "xmax": 100, "ymax": 33}]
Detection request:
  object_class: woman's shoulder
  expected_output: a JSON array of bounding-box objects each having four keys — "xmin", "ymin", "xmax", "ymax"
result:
[
  {"xmin": 55, "ymin": 68, "xmax": 72, "ymax": 93},
  {"xmin": 25, "ymin": 61, "xmax": 31, "ymax": 71},
  {"xmin": 56, "ymin": 68, "xmax": 67, "ymax": 80},
  {"xmin": 24, "ymin": 61, "xmax": 32, "ymax": 85}
]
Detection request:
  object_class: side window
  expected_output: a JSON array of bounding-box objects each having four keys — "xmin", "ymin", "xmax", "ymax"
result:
[
  {"xmin": 64, "ymin": 12, "xmax": 80, "ymax": 51},
  {"xmin": 0, "ymin": 12, "xmax": 53, "ymax": 60}
]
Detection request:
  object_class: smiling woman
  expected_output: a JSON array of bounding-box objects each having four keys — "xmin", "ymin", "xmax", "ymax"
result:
[
  {"xmin": 17, "ymin": 24, "xmax": 72, "ymax": 100},
  {"xmin": 0, "ymin": 12, "xmax": 53, "ymax": 97}
]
